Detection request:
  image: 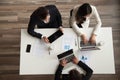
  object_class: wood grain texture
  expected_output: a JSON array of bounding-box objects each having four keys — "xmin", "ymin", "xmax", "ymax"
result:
[{"xmin": 0, "ymin": 0, "xmax": 120, "ymax": 80}]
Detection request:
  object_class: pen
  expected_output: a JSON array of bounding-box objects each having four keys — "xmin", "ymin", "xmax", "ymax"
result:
[
  {"xmin": 75, "ymin": 38, "xmax": 77, "ymax": 46},
  {"xmin": 49, "ymin": 51, "xmax": 50, "ymax": 55}
]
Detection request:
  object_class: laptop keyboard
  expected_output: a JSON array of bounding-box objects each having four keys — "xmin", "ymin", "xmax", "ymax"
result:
[
  {"xmin": 65, "ymin": 55, "xmax": 75, "ymax": 63},
  {"xmin": 80, "ymin": 41, "xmax": 96, "ymax": 47}
]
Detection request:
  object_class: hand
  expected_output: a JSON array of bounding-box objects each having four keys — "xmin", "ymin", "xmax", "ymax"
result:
[
  {"xmin": 81, "ymin": 34, "xmax": 88, "ymax": 44},
  {"xmin": 42, "ymin": 36, "xmax": 49, "ymax": 43},
  {"xmin": 60, "ymin": 59, "xmax": 67, "ymax": 66},
  {"xmin": 90, "ymin": 34, "xmax": 96, "ymax": 44},
  {"xmin": 59, "ymin": 26, "xmax": 63, "ymax": 33},
  {"xmin": 72, "ymin": 57, "xmax": 79, "ymax": 64}
]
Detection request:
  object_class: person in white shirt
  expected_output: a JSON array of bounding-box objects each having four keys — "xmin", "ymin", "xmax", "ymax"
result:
[{"xmin": 70, "ymin": 3, "xmax": 102, "ymax": 44}]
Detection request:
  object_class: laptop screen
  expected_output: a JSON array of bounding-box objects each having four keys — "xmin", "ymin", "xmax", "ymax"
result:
[{"xmin": 57, "ymin": 49, "xmax": 73, "ymax": 59}]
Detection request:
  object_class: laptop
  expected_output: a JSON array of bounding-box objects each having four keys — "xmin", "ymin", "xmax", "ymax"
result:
[
  {"xmin": 48, "ymin": 29, "xmax": 63, "ymax": 43},
  {"xmin": 79, "ymin": 41, "xmax": 100, "ymax": 51},
  {"xmin": 57, "ymin": 49, "xmax": 75, "ymax": 63},
  {"xmin": 57, "ymin": 49, "xmax": 75, "ymax": 69}
]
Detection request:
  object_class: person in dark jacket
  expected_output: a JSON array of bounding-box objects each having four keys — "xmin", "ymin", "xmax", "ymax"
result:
[
  {"xmin": 27, "ymin": 5, "xmax": 63, "ymax": 43},
  {"xmin": 55, "ymin": 57, "xmax": 93, "ymax": 80}
]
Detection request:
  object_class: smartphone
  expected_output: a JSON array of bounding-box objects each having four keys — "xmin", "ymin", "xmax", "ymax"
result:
[{"xmin": 26, "ymin": 44, "xmax": 31, "ymax": 53}]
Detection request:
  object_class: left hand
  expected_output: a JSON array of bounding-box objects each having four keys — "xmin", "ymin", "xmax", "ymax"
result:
[
  {"xmin": 60, "ymin": 59, "xmax": 67, "ymax": 67},
  {"xmin": 42, "ymin": 36, "xmax": 50, "ymax": 43},
  {"xmin": 59, "ymin": 26, "xmax": 63, "ymax": 33},
  {"xmin": 89, "ymin": 34, "xmax": 96, "ymax": 44}
]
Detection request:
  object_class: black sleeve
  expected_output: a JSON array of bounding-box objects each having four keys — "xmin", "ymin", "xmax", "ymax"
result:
[
  {"xmin": 45, "ymin": 5, "xmax": 62, "ymax": 27},
  {"xmin": 27, "ymin": 17, "xmax": 42, "ymax": 39},
  {"xmin": 54, "ymin": 64, "xmax": 64, "ymax": 80},
  {"xmin": 77, "ymin": 61, "xmax": 93, "ymax": 80},
  {"xmin": 56, "ymin": 9, "xmax": 62, "ymax": 27},
  {"xmin": 52, "ymin": 5, "xmax": 62, "ymax": 27}
]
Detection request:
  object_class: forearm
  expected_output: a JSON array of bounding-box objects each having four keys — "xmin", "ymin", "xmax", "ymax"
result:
[
  {"xmin": 77, "ymin": 61, "xmax": 93, "ymax": 79},
  {"xmin": 27, "ymin": 27, "xmax": 42, "ymax": 39},
  {"xmin": 92, "ymin": 21, "xmax": 102, "ymax": 36},
  {"xmin": 27, "ymin": 18, "xmax": 42, "ymax": 39},
  {"xmin": 55, "ymin": 64, "xmax": 64, "ymax": 80},
  {"xmin": 72, "ymin": 22, "xmax": 83, "ymax": 36}
]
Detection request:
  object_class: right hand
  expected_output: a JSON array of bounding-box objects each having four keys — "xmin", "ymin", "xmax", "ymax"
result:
[
  {"xmin": 60, "ymin": 59, "xmax": 67, "ymax": 67},
  {"xmin": 59, "ymin": 26, "xmax": 64, "ymax": 33},
  {"xmin": 42, "ymin": 36, "xmax": 49, "ymax": 43},
  {"xmin": 72, "ymin": 57, "xmax": 79, "ymax": 64},
  {"xmin": 81, "ymin": 34, "xmax": 88, "ymax": 44}
]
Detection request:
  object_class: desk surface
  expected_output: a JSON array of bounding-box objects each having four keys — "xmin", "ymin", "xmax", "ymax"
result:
[{"xmin": 20, "ymin": 28, "xmax": 115, "ymax": 75}]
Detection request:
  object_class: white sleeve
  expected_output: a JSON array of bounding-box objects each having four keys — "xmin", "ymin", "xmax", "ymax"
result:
[
  {"xmin": 92, "ymin": 6, "xmax": 102, "ymax": 35},
  {"xmin": 70, "ymin": 8, "xmax": 83, "ymax": 36}
]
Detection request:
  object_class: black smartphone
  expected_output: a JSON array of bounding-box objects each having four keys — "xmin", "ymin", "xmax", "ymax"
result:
[
  {"xmin": 26, "ymin": 44, "xmax": 31, "ymax": 53},
  {"xmin": 48, "ymin": 29, "xmax": 63, "ymax": 43}
]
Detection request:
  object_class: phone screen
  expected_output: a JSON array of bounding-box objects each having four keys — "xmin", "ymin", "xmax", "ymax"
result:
[{"xmin": 26, "ymin": 44, "xmax": 31, "ymax": 53}]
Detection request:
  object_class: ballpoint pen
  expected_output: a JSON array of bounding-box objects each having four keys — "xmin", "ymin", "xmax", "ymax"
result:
[
  {"xmin": 46, "ymin": 43, "xmax": 51, "ymax": 55},
  {"xmin": 49, "ymin": 50, "xmax": 50, "ymax": 55},
  {"xmin": 75, "ymin": 38, "xmax": 77, "ymax": 46}
]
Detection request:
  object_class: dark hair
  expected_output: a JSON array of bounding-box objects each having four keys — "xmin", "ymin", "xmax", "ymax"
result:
[
  {"xmin": 69, "ymin": 69, "xmax": 82, "ymax": 80},
  {"xmin": 76, "ymin": 3, "xmax": 92, "ymax": 23},
  {"xmin": 31, "ymin": 6, "xmax": 49, "ymax": 20}
]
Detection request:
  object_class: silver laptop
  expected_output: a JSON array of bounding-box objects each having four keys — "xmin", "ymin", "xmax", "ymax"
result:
[
  {"xmin": 57, "ymin": 49, "xmax": 75, "ymax": 69},
  {"xmin": 57, "ymin": 49, "xmax": 74, "ymax": 62},
  {"xmin": 79, "ymin": 41, "xmax": 100, "ymax": 51}
]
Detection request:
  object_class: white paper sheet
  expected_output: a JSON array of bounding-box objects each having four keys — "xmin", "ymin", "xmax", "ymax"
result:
[
  {"xmin": 62, "ymin": 34, "xmax": 77, "ymax": 51},
  {"xmin": 78, "ymin": 51, "xmax": 92, "ymax": 65},
  {"xmin": 31, "ymin": 39, "xmax": 49, "ymax": 57}
]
